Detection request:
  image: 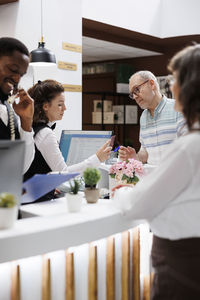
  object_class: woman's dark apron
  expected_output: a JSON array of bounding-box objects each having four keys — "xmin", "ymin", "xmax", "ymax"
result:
[{"xmin": 151, "ymin": 235, "xmax": 200, "ymax": 300}]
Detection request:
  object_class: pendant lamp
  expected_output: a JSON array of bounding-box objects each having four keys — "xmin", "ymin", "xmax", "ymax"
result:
[{"xmin": 30, "ymin": 0, "xmax": 56, "ymax": 64}]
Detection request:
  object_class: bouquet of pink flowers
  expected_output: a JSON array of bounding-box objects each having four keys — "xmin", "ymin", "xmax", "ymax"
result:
[{"xmin": 109, "ymin": 159, "xmax": 144, "ymax": 185}]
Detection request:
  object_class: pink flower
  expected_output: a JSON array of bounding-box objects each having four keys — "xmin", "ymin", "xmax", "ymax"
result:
[
  {"xmin": 109, "ymin": 165, "xmax": 117, "ymax": 175},
  {"xmin": 109, "ymin": 158, "xmax": 144, "ymax": 183}
]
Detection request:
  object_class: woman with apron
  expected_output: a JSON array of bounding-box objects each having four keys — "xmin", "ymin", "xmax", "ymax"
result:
[{"xmin": 113, "ymin": 44, "xmax": 200, "ymax": 299}]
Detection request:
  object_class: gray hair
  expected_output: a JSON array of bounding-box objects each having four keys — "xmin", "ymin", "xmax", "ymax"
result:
[{"xmin": 130, "ymin": 70, "xmax": 160, "ymax": 90}]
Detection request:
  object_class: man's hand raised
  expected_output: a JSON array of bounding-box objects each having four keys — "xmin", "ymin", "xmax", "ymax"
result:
[
  {"xmin": 119, "ymin": 146, "xmax": 137, "ymax": 161},
  {"xmin": 96, "ymin": 140, "xmax": 112, "ymax": 162},
  {"xmin": 13, "ymin": 89, "xmax": 34, "ymax": 132}
]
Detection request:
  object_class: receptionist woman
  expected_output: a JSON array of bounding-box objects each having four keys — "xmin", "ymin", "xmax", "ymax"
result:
[
  {"xmin": 113, "ymin": 44, "xmax": 200, "ymax": 299},
  {"xmin": 24, "ymin": 80, "xmax": 112, "ymax": 197}
]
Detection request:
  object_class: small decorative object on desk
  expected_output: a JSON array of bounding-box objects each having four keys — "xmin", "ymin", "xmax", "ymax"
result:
[
  {"xmin": 114, "ymin": 146, "xmax": 120, "ymax": 156},
  {"xmin": 105, "ymin": 146, "xmax": 119, "ymax": 165},
  {"xmin": 109, "ymin": 158, "xmax": 144, "ymax": 186},
  {"xmin": 66, "ymin": 179, "xmax": 83, "ymax": 212},
  {"xmin": 83, "ymin": 168, "xmax": 101, "ymax": 203},
  {"xmin": 0, "ymin": 192, "xmax": 18, "ymax": 229}
]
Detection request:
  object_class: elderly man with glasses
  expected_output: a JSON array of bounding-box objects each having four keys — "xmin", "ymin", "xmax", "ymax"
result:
[{"xmin": 119, "ymin": 70, "xmax": 186, "ymax": 165}]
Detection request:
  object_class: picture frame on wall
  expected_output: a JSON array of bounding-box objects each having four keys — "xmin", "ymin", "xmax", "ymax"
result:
[
  {"xmin": 125, "ymin": 105, "xmax": 138, "ymax": 124},
  {"xmin": 157, "ymin": 76, "xmax": 173, "ymax": 99},
  {"xmin": 113, "ymin": 105, "xmax": 124, "ymax": 124},
  {"xmin": 113, "ymin": 105, "xmax": 138, "ymax": 124}
]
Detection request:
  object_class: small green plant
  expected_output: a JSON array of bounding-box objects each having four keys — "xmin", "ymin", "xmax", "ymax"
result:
[
  {"xmin": 0, "ymin": 193, "xmax": 17, "ymax": 208},
  {"xmin": 69, "ymin": 179, "xmax": 81, "ymax": 195},
  {"xmin": 83, "ymin": 168, "xmax": 101, "ymax": 189}
]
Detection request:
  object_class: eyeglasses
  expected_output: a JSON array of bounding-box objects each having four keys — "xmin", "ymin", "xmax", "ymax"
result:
[{"xmin": 129, "ymin": 79, "xmax": 149, "ymax": 99}]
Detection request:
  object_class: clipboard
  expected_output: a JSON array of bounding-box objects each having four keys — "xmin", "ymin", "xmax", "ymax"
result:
[{"xmin": 21, "ymin": 172, "xmax": 79, "ymax": 204}]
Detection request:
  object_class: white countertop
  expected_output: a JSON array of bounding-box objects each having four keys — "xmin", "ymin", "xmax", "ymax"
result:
[{"xmin": 0, "ymin": 198, "xmax": 142, "ymax": 263}]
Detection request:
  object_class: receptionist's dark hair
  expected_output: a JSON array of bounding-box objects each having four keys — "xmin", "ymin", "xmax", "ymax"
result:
[
  {"xmin": 168, "ymin": 44, "xmax": 200, "ymax": 130},
  {"xmin": 28, "ymin": 79, "xmax": 64, "ymax": 123},
  {"xmin": 0, "ymin": 37, "xmax": 29, "ymax": 58}
]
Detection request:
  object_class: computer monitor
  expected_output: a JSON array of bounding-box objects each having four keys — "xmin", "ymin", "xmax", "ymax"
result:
[
  {"xmin": 59, "ymin": 130, "xmax": 112, "ymax": 165},
  {"xmin": 0, "ymin": 140, "xmax": 25, "ymax": 205}
]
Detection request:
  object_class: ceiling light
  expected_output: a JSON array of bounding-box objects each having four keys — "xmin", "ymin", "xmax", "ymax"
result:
[{"xmin": 30, "ymin": 0, "xmax": 56, "ymax": 65}]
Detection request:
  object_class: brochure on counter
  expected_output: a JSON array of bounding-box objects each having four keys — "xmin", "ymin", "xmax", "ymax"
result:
[{"xmin": 21, "ymin": 172, "xmax": 79, "ymax": 204}]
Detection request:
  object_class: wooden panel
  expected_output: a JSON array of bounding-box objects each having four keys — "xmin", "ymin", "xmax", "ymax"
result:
[
  {"xmin": 120, "ymin": 55, "xmax": 171, "ymax": 76},
  {"xmin": 150, "ymin": 272, "xmax": 154, "ymax": 291},
  {"xmin": 65, "ymin": 251, "xmax": 75, "ymax": 300},
  {"xmin": 11, "ymin": 263, "xmax": 20, "ymax": 300},
  {"xmin": 88, "ymin": 244, "xmax": 97, "ymax": 300},
  {"xmin": 83, "ymin": 18, "xmax": 164, "ymax": 54},
  {"xmin": 106, "ymin": 236, "xmax": 115, "ymax": 300},
  {"xmin": 0, "ymin": 0, "xmax": 18, "ymax": 4},
  {"xmin": 121, "ymin": 231, "xmax": 130, "ymax": 300},
  {"xmin": 42, "ymin": 256, "xmax": 51, "ymax": 300},
  {"xmin": 83, "ymin": 18, "xmax": 200, "ymax": 57},
  {"xmin": 143, "ymin": 275, "xmax": 150, "ymax": 300},
  {"xmin": 82, "ymin": 73, "xmax": 116, "ymax": 125},
  {"xmin": 132, "ymin": 227, "xmax": 140, "ymax": 300},
  {"xmin": 83, "ymin": 73, "xmax": 116, "ymax": 93}
]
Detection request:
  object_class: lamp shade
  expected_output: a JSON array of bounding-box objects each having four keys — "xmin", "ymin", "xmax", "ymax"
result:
[{"xmin": 30, "ymin": 41, "xmax": 56, "ymax": 63}]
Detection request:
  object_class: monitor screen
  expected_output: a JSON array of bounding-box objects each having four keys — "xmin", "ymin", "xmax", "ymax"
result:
[{"xmin": 59, "ymin": 130, "xmax": 112, "ymax": 166}]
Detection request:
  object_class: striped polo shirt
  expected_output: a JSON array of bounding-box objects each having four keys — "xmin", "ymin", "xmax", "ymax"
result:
[{"xmin": 139, "ymin": 96, "xmax": 186, "ymax": 165}]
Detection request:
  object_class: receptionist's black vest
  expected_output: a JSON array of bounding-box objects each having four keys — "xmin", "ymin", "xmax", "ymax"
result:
[
  {"xmin": 0, "ymin": 102, "xmax": 20, "ymax": 140},
  {"xmin": 24, "ymin": 123, "xmax": 55, "ymax": 202}
]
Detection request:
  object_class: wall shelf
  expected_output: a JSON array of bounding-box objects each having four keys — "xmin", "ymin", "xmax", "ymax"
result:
[
  {"xmin": 83, "ymin": 90, "xmax": 142, "ymax": 150},
  {"xmin": 82, "ymin": 73, "xmax": 142, "ymax": 151}
]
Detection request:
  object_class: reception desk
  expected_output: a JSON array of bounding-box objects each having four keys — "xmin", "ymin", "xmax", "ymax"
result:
[
  {"xmin": 0, "ymin": 198, "xmax": 153, "ymax": 300},
  {"xmin": 0, "ymin": 198, "xmax": 151, "ymax": 300},
  {"xmin": 0, "ymin": 198, "xmax": 142, "ymax": 264}
]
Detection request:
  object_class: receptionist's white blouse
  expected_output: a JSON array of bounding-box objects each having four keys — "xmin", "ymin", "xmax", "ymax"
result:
[
  {"xmin": 114, "ymin": 129, "xmax": 200, "ymax": 240},
  {"xmin": 34, "ymin": 122, "xmax": 100, "ymax": 174}
]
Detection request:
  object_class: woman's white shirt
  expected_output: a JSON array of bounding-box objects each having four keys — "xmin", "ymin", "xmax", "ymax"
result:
[
  {"xmin": 114, "ymin": 131, "xmax": 200, "ymax": 240},
  {"xmin": 34, "ymin": 124, "xmax": 100, "ymax": 173}
]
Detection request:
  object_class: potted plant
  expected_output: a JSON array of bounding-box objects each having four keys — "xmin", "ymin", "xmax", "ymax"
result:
[
  {"xmin": 109, "ymin": 158, "xmax": 144, "ymax": 186},
  {"xmin": 66, "ymin": 179, "xmax": 83, "ymax": 212},
  {"xmin": 83, "ymin": 168, "xmax": 101, "ymax": 203},
  {"xmin": 0, "ymin": 192, "xmax": 18, "ymax": 229}
]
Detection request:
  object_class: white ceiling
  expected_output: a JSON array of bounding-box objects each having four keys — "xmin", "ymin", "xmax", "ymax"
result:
[{"xmin": 82, "ymin": 36, "xmax": 161, "ymax": 62}]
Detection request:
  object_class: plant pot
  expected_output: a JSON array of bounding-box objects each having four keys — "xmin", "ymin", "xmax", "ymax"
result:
[
  {"xmin": 84, "ymin": 188, "xmax": 100, "ymax": 204},
  {"xmin": 66, "ymin": 192, "xmax": 82, "ymax": 212},
  {"xmin": 0, "ymin": 206, "xmax": 18, "ymax": 229}
]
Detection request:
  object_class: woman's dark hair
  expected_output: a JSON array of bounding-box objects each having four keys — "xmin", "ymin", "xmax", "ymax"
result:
[
  {"xmin": 0, "ymin": 37, "xmax": 29, "ymax": 58},
  {"xmin": 28, "ymin": 80, "xmax": 64, "ymax": 123},
  {"xmin": 168, "ymin": 44, "xmax": 200, "ymax": 130}
]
